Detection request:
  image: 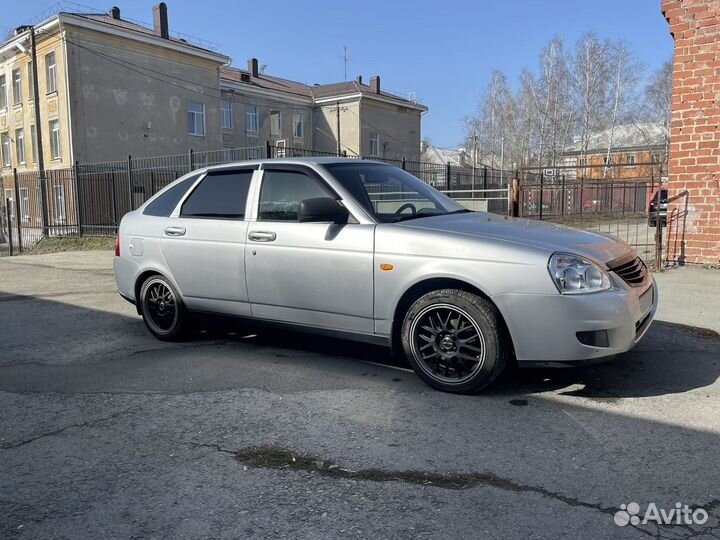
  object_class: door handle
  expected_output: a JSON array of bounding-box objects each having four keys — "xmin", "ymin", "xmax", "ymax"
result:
[
  {"xmin": 164, "ymin": 226, "xmax": 186, "ymax": 236},
  {"xmin": 248, "ymin": 231, "xmax": 277, "ymax": 242}
]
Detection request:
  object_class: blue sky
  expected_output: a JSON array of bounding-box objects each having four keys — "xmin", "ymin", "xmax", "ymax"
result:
[{"xmin": 3, "ymin": 0, "xmax": 674, "ymax": 148}]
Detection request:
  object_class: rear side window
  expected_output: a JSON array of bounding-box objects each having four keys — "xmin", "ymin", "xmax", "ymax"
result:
[
  {"xmin": 143, "ymin": 175, "xmax": 199, "ymax": 217},
  {"xmin": 258, "ymin": 169, "xmax": 333, "ymax": 221},
  {"xmin": 181, "ymin": 169, "xmax": 253, "ymax": 219}
]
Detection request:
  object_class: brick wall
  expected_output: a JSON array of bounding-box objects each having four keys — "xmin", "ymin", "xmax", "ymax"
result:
[{"xmin": 662, "ymin": 0, "xmax": 720, "ymax": 265}]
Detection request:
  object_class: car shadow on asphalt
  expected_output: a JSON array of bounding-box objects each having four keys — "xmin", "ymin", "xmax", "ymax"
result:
[{"xmin": 192, "ymin": 317, "xmax": 720, "ymax": 400}]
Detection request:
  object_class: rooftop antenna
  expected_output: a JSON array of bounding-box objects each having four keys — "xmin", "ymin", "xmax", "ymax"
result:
[{"xmin": 339, "ymin": 45, "xmax": 350, "ymax": 81}]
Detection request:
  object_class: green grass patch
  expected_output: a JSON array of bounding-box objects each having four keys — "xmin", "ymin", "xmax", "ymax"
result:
[{"xmin": 24, "ymin": 236, "xmax": 115, "ymax": 255}]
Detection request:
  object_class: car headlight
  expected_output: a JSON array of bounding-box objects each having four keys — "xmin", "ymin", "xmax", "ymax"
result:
[{"xmin": 548, "ymin": 253, "xmax": 611, "ymax": 294}]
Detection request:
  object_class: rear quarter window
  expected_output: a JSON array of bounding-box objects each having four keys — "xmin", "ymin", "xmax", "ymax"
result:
[
  {"xmin": 180, "ymin": 169, "xmax": 254, "ymax": 219},
  {"xmin": 143, "ymin": 175, "xmax": 200, "ymax": 217}
]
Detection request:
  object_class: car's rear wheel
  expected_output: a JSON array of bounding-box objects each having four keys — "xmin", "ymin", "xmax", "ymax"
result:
[
  {"xmin": 400, "ymin": 289, "xmax": 509, "ymax": 394},
  {"xmin": 140, "ymin": 275, "xmax": 188, "ymax": 341}
]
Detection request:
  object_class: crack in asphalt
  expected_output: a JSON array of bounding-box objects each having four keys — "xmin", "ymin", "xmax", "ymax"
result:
[{"xmin": 0, "ymin": 406, "xmax": 139, "ymax": 449}]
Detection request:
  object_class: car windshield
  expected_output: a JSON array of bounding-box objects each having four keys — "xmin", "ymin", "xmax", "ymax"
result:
[{"xmin": 324, "ymin": 162, "xmax": 468, "ymax": 223}]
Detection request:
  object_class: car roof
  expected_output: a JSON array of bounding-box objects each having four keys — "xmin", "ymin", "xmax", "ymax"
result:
[{"xmin": 201, "ymin": 157, "xmax": 392, "ymax": 173}]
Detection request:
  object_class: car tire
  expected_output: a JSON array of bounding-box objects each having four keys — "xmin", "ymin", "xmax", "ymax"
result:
[
  {"xmin": 139, "ymin": 275, "xmax": 189, "ymax": 341},
  {"xmin": 400, "ymin": 289, "xmax": 510, "ymax": 394}
]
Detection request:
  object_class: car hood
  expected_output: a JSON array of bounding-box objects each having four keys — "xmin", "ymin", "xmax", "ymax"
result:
[{"xmin": 399, "ymin": 212, "xmax": 632, "ymax": 264}]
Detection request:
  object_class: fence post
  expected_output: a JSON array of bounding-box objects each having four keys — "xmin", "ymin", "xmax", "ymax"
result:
[
  {"xmin": 110, "ymin": 172, "xmax": 118, "ymax": 227},
  {"xmin": 655, "ymin": 189, "xmax": 663, "ymax": 270},
  {"xmin": 483, "ymin": 167, "xmax": 487, "ymax": 191},
  {"xmin": 509, "ymin": 177, "xmax": 520, "ymax": 217},
  {"xmin": 74, "ymin": 161, "xmax": 83, "ymax": 237},
  {"xmin": 446, "ymin": 163, "xmax": 451, "ymax": 191},
  {"xmin": 561, "ymin": 174, "xmax": 566, "ymax": 218},
  {"xmin": 266, "ymin": 140, "xmax": 272, "ymax": 159},
  {"xmin": 188, "ymin": 149, "xmax": 194, "ymax": 173},
  {"xmin": 5, "ymin": 197, "xmax": 13, "ymax": 256},
  {"xmin": 401, "ymin": 157, "xmax": 406, "ymax": 171},
  {"xmin": 12, "ymin": 168, "xmax": 22, "ymax": 253},
  {"xmin": 539, "ymin": 171, "xmax": 544, "ymax": 221},
  {"xmin": 579, "ymin": 177, "xmax": 584, "ymax": 215},
  {"xmin": 127, "ymin": 155, "xmax": 134, "ymax": 211}
]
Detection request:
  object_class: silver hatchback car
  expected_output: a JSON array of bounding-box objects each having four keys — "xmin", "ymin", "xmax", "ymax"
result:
[{"xmin": 114, "ymin": 158, "xmax": 657, "ymax": 393}]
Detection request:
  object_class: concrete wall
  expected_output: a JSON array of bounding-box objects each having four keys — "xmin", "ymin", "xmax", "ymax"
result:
[
  {"xmin": 64, "ymin": 25, "xmax": 225, "ymax": 162},
  {"xmin": 358, "ymin": 99, "xmax": 422, "ymax": 161},
  {"xmin": 662, "ymin": 0, "xmax": 720, "ymax": 265},
  {"xmin": 313, "ymin": 99, "xmax": 361, "ymax": 156}
]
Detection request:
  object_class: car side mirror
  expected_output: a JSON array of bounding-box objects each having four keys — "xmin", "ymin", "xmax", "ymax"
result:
[{"xmin": 297, "ymin": 197, "xmax": 349, "ymax": 223}]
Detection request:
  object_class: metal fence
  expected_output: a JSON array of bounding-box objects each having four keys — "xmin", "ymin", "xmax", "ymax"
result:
[{"xmin": 0, "ymin": 144, "xmax": 668, "ymax": 268}]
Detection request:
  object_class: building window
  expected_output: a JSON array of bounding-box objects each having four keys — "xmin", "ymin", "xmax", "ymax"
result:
[
  {"xmin": 28, "ymin": 62, "xmax": 34, "ymax": 100},
  {"xmin": 12, "ymin": 69, "xmax": 21, "ymax": 105},
  {"xmin": 4, "ymin": 189, "xmax": 13, "ymax": 220},
  {"xmin": 46, "ymin": 52, "xmax": 57, "ymax": 93},
  {"xmin": 626, "ymin": 155, "xmax": 635, "ymax": 165},
  {"xmin": 49, "ymin": 119, "xmax": 61, "ymax": 159},
  {"xmin": 187, "ymin": 102, "xmax": 205, "ymax": 136},
  {"xmin": 603, "ymin": 155, "xmax": 612, "ymax": 166},
  {"xmin": 293, "ymin": 113, "xmax": 304, "ymax": 139},
  {"xmin": 1, "ymin": 133, "xmax": 11, "ymax": 166},
  {"xmin": 652, "ymin": 153, "xmax": 660, "ymax": 163},
  {"xmin": 53, "ymin": 185, "xmax": 66, "ymax": 222},
  {"xmin": 19, "ymin": 187, "xmax": 29, "ymax": 221},
  {"xmin": 370, "ymin": 133, "xmax": 380, "ymax": 156},
  {"xmin": 578, "ymin": 157, "xmax": 587, "ymax": 169},
  {"xmin": 270, "ymin": 111, "xmax": 281, "ymax": 137},
  {"xmin": 0, "ymin": 75, "xmax": 6, "ymax": 110},
  {"xmin": 15, "ymin": 128, "xmax": 25, "ymax": 164},
  {"xmin": 221, "ymin": 100, "xmax": 233, "ymax": 129},
  {"xmin": 246, "ymin": 105, "xmax": 258, "ymax": 133},
  {"xmin": 30, "ymin": 125, "xmax": 37, "ymax": 162}
]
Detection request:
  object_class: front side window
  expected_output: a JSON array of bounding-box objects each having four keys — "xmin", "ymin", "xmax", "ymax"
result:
[
  {"xmin": 270, "ymin": 111, "xmax": 281, "ymax": 137},
  {"xmin": 143, "ymin": 174, "xmax": 199, "ymax": 217},
  {"xmin": 293, "ymin": 112, "xmax": 304, "ymax": 139},
  {"xmin": 1, "ymin": 133, "xmax": 11, "ymax": 166},
  {"xmin": 15, "ymin": 128, "xmax": 25, "ymax": 164},
  {"xmin": 12, "ymin": 69, "xmax": 21, "ymax": 105},
  {"xmin": 221, "ymin": 100, "xmax": 233, "ymax": 129},
  {"xmin": 258, "ymin": 169, "xmax": 333, "ymax": 221},
  {"xmin": 46, "ymin": 52, "xmax": 57, "ymax": 93},
  {"xmin": 246, "ymin": 105, "xmax": 258, "ymax": 133},
  {"xmin": 181, "ymin": 170, "xmax": 253, "ymax": 219},
  {"xmin": 188, "ymin": 102, "xmax": 205, "ymax": 136},
  {"xmin": 325, "ymin": 163, "xmax": 465, "ymax": 223},
  {"xmin": 49, "ymin": 119, "xmax": 61, "ymax": 159},
  {"xmin": 370, "ymin": 133, "xmax": 380, "ymax": 156},
  {"xmin": 0, "ymin": 75, "xmax": 6, "ymax": 109}
]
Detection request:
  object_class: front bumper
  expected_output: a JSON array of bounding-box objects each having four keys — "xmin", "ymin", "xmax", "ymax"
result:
[{"xmin": 492, "ymin": 274, "xmax": 658, "ymax": 365}]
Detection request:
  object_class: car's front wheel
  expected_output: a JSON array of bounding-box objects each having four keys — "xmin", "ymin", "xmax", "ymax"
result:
[
  {"xmin": 401, "ymin": 289, "xmax": 510, "ymax": 394},
  {"xmin": 140, "ymin": 275, "xmax": 188, "ymax": 341}
]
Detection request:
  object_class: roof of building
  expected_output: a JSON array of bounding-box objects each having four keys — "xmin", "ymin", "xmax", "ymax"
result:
[
  {"xmin": 421, "ymin": 143, "xmax": 491, "ymax": 168},
  {"xmin": 565, "ymin": 122, "xmax": 668, "ymax": 154},
  {"xmin": 220, "ymin": 66, "xmax": 425, "ymax": 108}
]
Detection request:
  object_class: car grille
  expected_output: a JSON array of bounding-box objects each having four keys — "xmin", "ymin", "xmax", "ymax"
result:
[{"xmin": 608, "ymin": 255, "xmax": 648, "ymax": 287}]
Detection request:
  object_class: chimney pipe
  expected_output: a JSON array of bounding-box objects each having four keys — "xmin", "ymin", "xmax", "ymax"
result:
[
  {"xmin": 356, "ymin": 75, "xmax": 363, "ymax": 85},
  {"xmin": 110, "ymin": 6, "xmax": 121, "ymax": 20},
  {"xmin": 152, "ymin": 3, "xmax": 169, "ymax": 39},
  {"xmin": 370, "ymin": 75, "xmax": 380, "ymax": 94},
  {"xmin": 248, "ymin": 58, "xmax": 259, "ymax": 78}
]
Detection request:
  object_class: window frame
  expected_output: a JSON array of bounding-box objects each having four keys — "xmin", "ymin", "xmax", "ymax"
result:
[
  {"xmin": 1, "ymin": 133, "xmax": 11, "ymax": 167},
  {"xmin": 27, "ymin": 62, "xmax": 33, "ymax": 101},
  {"xmin": 0, "ymin": 75, "xmax": 6, "ymax": 110},
  {"xmin": 370, "ymin": 132, "xmax": 380, "ymax": 157},
  {"xmin": 19, "ymin": 186, "xmax": 30, "ymax": 221},
  {"xmin": 221, "ymin": 100, "xmax": 233, "ymax": 129},
  {"xmin": 46, "ymin": 52, "xmax": 57, "ymax": 94},
  {"xmin": 246, "ymin": 105, "xmax": 258, "ymax": 133},
  {"xmin": 187, "ymin": 101, "xmax": 206, "ymax": 137},
  {"xmin": 11, "ymin": 68, "xmax": 21, "ymax": 105},
  {"xmin": 179, "ymin": 167, "xmax": 256, "ymax": 220},
  {"xmin": 15, "ymin": 128, "xmax": 25, "ymax": 164},
  {"xmin": 292, "ymin": 112, "xmax": 304, "ymax": 139},
  {"xmin": 270, "ymin": 110, "xmax": 281, "ymax": 137},
  {"xmin": 256, "ymin": 165, "xmax": 340, "ymax": 223},
  {"xmin": 30, "ymin": 125, "xmax": 37, "ymax": 163},
  {"xmin": 53, "ymin": 184, "xmax": 66, "ymax": 222},
  {"xmin": 49, "ymin": 119, "xmax": 61, "ymax": 160}
]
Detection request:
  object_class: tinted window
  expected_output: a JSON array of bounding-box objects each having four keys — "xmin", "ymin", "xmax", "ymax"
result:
[
  {"xmin": 143, "ymin": 175, "xmax": 199, "ymax": 217},
  {"xmin": 181, "ymin": 170, "xmax": 253, "ymax": 219},
  {"xmin": 258, "ymin": 170, "xmax": 333, "ymax": 221}
]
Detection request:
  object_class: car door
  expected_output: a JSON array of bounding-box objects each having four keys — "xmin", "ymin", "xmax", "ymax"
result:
[
  {"xmin": 160, "ymin": 167, "xmax": 256, "ymax": 316},
  {"xmin": 245, "ymin": 165, "xmax": 375, "ymax": 334}
]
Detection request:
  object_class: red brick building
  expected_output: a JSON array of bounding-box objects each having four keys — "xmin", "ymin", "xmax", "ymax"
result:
[{"xmin": 662, "ymin": 0, "xmax": 720, "ymax": 265}]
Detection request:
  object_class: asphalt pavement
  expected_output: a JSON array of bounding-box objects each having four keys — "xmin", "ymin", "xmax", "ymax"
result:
[{"xmin": 0, "ymin": 251, "xmax": 718, "ymax": 539}]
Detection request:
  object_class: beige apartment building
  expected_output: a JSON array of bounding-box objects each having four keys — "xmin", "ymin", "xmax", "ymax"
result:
[{"xmin": 0, "ymin": 3, "xmax": 426, "ymax": 174}]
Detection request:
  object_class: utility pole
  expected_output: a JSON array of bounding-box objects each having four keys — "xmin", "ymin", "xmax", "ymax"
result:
[
  {"xmin": 30, "ymin": 27, "xmax": 49, "ymax": 236},
  {"xmin": 336, "ymin": 101, "xmax": 341, "ymax": 155}
]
